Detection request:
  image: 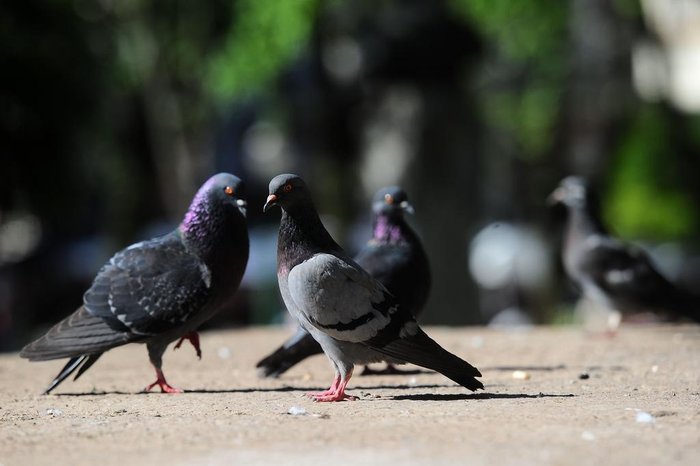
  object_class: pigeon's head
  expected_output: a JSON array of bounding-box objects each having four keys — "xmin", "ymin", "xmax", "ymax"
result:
[
  {"xmin": 192, "ymin": 173, "xmax": 247, "ymax": 217},
  {"xmin": 263, "ymin": 174, "xmax": 311, "ymax": 213},
  {"xmin": 372, "ymin": 186, "xmax": 414, "ymax": 217},
  {"xmin": 548, "ymin": 176, "xmax": 593, "ymax": 208}
]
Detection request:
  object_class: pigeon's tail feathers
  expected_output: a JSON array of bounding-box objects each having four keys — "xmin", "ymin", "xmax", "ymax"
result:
[
  {"xmin": 20, "ymin": 307, "xmax": 131, "ymax": 361},
  {"xmin": 42, "ymin": 353, "xmax": 103, "ymax": 395},
  {"xmin": 256, "ymin": 329, "xmax": 323, "ymax": 377},
  {"xmin": 372, "ymin": 328, "xmax": 483, "ymax": 391}
]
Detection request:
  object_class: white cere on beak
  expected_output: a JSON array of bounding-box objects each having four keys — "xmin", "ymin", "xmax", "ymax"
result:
[{"xmin": 236, "ymin": 199, "xmax": 247, "ymax": 217}]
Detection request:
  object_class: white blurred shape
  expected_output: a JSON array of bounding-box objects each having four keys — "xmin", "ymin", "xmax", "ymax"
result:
[
  {"xmin": 0, "ymin": 212, "xmax": 42, "ymax": 265},
  {"xmin": 639, "ymin": 0, "xmax": 700, "ymax": 113},
  {"xmin": 360, "ymin": 86, "xmax": 422, "ymax": 196},
  {"xmin": 632, "ymin": 41, "xmax": 667, "ymax": 102},
  {"xmin": 322, "ymin": 37, "xmax": 363, "ymax": 84},
  {"xmin": 242, "ymin": 121, "xmax": 291, "ymax": 179},
  {"xmin": 468, "ymin": 223, "xmax": 550, "ymax": 291}
]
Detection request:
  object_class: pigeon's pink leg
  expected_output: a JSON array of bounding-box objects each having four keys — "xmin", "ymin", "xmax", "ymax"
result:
[
  {"xmin": 144, "ymin": 368, "xmax": 183, "ymax": 394},
  {"xmin": 174, "ymin": 332, "xmax": 202, "ymax": 359},
  {"xmin": 309, "ymin": 369, "xmax": 358, "ymax": 402},
  {"xmin": 306, "ymin": 374, "xmax": 340, "ymax": 398}
]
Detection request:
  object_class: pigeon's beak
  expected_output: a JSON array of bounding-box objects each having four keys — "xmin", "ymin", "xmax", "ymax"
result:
[
  {"xmin": 399, "ymin": 200, "xmax": 415, "ymax": 215},
  {"xmin": 547, "ymin": 187, "xmax": 565, "ymax": 205},
  {"xmin": 236, "ymin": 199, "xmax": 247, "ymax": 217},
  {"xmin": 263, "ymin": 194, "xmax": 278, "ymax": 213}
]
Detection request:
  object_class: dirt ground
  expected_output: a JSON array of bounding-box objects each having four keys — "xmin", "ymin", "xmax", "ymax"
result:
[{"xmin": 0, "ymin": 324, "xmax": 698, "ymax": 466}]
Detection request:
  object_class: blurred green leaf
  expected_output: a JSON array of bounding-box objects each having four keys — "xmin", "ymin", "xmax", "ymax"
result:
[
  {"xmin": 606, "ymin": 106, "xmax": 698, "ymax": 240},
  {"xmin": 206, "ymin": 0, "xmax": 319, "ymax": 101},
  {"xmin": 448, "ymin": 0, "xmax": 567, "ymax": 64}
]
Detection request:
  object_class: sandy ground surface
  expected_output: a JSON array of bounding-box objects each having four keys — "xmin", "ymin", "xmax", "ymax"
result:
[{"xmin": 0, "ymin": 324, "xmax": 698, "ymax": 466}]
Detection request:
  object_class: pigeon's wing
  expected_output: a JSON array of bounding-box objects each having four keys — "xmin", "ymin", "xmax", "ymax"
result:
[
  {"xmin": 287, "ymin": 253, "xmax": 403, "ymax": 343},
  {"xmin": 19, "ymin": 307, "xmax": 130, "ymax": 361},
  {"xmin": 83, "ymin": 231, "xmax": 213, "ymax": 336},
  {"xmin": 21, "ymin": 232, "xmax": 213, "ymax": 361},
  {"xmin": 580, "ymin": 236, "xmax": 674, "ymax": 306}
]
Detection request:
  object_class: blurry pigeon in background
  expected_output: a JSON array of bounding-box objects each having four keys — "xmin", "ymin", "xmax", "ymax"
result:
[
  {"xmin": 256, "ymin": 186, "xmax": 431, "ymax": 377},
  {"xmin": 20, "ymin": 173, "xmax": 249, "ymax": 394},
  {"xmin": 549, "ymin": 176, "xmax": 700, "ymax": 329},
  {"xmin": 264, "ymin": 174, "xmax": 481, "ymax": 401}
]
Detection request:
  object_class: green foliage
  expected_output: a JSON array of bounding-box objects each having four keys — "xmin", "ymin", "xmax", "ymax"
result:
[
  {"xmin": 449, "ymin": 0, "xmax": 567, "ymax": 160},
  {"xmin": 206, "ymin": 0, "xmax": 320, "ymax": 101},
  {"xmin": 448, "ymin": 0, "xmax": 567, "ymax": 64},
  {"xmin": 481, "ymin": 86, "xmax": 562, "ymax": 159},
  {"xmin": 606, "ymin": 107, "xmax": 698, "ymax": 240}
]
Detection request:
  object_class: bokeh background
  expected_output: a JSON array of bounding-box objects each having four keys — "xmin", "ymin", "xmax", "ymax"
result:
[{"xmin": 2, "ymin": 0, "xmax": 699, "ymax": 351}]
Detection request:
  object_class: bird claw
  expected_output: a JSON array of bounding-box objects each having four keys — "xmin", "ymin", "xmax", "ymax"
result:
[
  {"xmin": 308, "ymin": 392, "xmax": 358, "ymax": 402},
  {"xmin": 144, "ymin": 368, "xmax": 182, "ymax": 393},
  {"xmin": 174, "ymin": 332, "xmax": 202, "ymax": 359},
  {"xmin": 144, "ymin": 380, "xmax": 183, "ymax": 394},
  {"xmin": 306, "ymin": 376, "xmax": 356, "ymax": 402}
]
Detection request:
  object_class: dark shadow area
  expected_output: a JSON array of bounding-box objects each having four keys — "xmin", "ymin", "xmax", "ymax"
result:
[
  {"xmin": 359, "ymin": 368, "xmax": 431, "ymax": 376},
  {"xmin": 51, "ymin": 383, "xmax": 448, "ymax": 396},
  {"xmin": 481, "ymin": 365, "xmax": 567, "ymax": 372},
  {"xmin": 390, "ymin": 392, "xmax": 577, "ymax": 401}
]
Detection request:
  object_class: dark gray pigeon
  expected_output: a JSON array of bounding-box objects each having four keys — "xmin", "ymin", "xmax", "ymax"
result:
[
  {"xmin": 263, "ymin": 174, "xmax": 482, "ymax": 401},
  {"xmin": 20, "ymin": 173, "xmax": 249, "ymax": 394},
  {"xmin": 549, "ymin": 176, "xmax": 700, "ymax": 325},
  {"xmin": 256, "ymin": 186, "xmax": 431, "ymax": 377}
]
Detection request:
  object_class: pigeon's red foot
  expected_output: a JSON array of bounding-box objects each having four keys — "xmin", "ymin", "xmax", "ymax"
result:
[
  {"xmin": 174, "ymin": 332, "xmax": 202, "ymax": 359},
  {"xmin": 311, "ymin": 392, "xmax": 358, "ymax": 402},
  {"xmin": 144, "ymin": 368, "xmax": 182, "ymax": 394},
  {"xmin": 307, "ymin": 376, "xmax": 357, "ymax": 402},
  {"xmin": 305, "ymin": 375, "xmax": 340, "ymax": 398}
]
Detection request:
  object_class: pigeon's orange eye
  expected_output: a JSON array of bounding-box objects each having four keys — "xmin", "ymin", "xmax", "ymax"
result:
[
  {"xmin": 224, "ymin": 186, "xmax": 234, "ymax": 196},
  {"xmin": 384, "ymin": 194, "xmax": 393, "ymax": 204},
  {"xmin": 283, "ymin": 183, "xmax": 293, "ymax": 193}
]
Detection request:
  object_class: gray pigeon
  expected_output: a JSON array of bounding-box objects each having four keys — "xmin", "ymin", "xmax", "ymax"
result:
[
  {"xmin": 20, "ymin": 173, "xmax": 249, "ymax": 394},
  {"xmin": 549, "ymin": 176, "xmax": 700, "ymax": 325},
  {"xmin": 264, "ymin": 174, "xmax": 482, "ymax": 401},
  {"xmin": 256, "ymin": 186, "xmax": 431, "ymax": 377}
]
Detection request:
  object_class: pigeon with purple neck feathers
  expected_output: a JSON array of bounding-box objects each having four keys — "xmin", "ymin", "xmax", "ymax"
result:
[
  {"xmin": 20, "ymin": 173, "xmax": 249, "ymax": 394},
  {"xmin": 256, "ymin": 186, "xmax": 431, "ymax": 377},
  {"xmin": 549, "ymin": 176, "xmax": 700, "ymax": 327},
  {"xmin": 263, "ymin": 174, "xmax": 481, "ymax": 401}
]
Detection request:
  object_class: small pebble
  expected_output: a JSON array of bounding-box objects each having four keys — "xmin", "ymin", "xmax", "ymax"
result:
[
  {"xmin": 45, "ymin": 408, "xmax": 62, "ymax": 416},
  {"xmin": 635, "ymin": 411, "xmax": 655, "ymax": 424},
  {"xmin": 651, "ymin": 365, "xmax": 658, "ymax": 373},
  {"xmin": 217, "ymin": 347, "xmax": 231, "ymax": 360},
  {"xmin": 287, "ymin": 406, "xmax": 308, "ymax": 416},
  {"xmin": 581, "ymin": 431, "xmax": 596, "ymax": 441},
  {"xmin": 512, "ymin": 370, "xmax": 531, "ymax": 380},
  {"xmin": 579, "ymin": 372, "xmax": 590, "ymax": 380}
]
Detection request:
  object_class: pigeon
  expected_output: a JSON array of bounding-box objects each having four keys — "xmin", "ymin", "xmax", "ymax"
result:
[
  {"xmin": 256, "ymin": 186, "xmax": 431, "ymax": 377},
  {"xmin": 263, "ymin": 173, "xmax": 482, "ymax": 401},
  {"xmin": 549, "ymin": 176, "xmax": 700, "ymax": 326},
  {"xmin": 20, "ymin": 173, "xmax": 250, "ymax": 394}
]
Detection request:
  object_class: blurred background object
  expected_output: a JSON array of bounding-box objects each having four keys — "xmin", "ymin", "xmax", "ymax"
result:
[{"xmin": 1, "ymin": 0, "xmax": 699, "ymax": 351}]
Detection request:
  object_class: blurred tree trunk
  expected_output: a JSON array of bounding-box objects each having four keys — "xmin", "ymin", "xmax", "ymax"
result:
[
  {"xmin": 564, "ymin": 0, "xmax": 633, "ymax": 178},
  {"xmin": 410, "ymin": 86, "xmax": 482, "ymax": 325}
]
